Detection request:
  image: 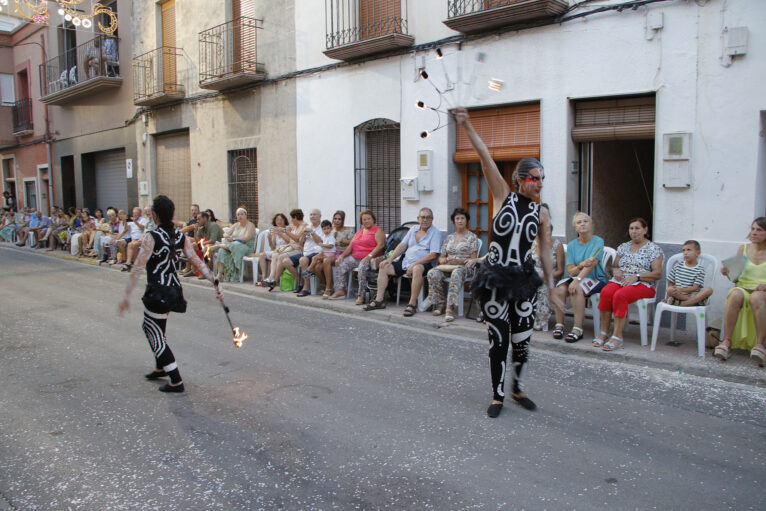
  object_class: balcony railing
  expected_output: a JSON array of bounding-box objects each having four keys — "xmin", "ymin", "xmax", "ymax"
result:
[
  {"xmin": 444, "ymin": 0, "xmax": 569, "ymax": 34},
  {"xmin": 324, "ymin": 0, "xmax": 414, "ymax": 61},
  {"xmin": 199, "ymin": 17, "xmax": 266, "ymax": 91},
  {"xmin": 39, "ymin": 34, "xmax": 122, "ymax": 105},
  {"xmin": 133, "ymin": 46, "xmax": 185, "ymax": 106},
  {"xmin": 11, "ymin": 98, "xmax": 33, "ymax": 135}
]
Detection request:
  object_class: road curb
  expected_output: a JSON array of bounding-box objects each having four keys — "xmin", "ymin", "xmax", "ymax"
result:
[{"xmin": 5, "ymin": 242, "xmax": 766, "ymax": 389}]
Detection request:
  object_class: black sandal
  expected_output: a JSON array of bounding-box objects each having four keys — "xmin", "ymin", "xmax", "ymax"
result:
[
  {"xmin": 363, "ymin": 300, "xmax": 386, "ymax": 311},
  {"xmin": 552, "ymin": 323, "xmax": 565, "ymax": 340},
  {"xmin": 565, "ymin": 327, "xmax": 584, "ymax": 344},
  {"xmin": 403, "ymin": 304, "xmax": 417, "ymax": 317}
]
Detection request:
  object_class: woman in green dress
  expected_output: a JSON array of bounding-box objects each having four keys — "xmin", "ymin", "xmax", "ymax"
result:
[{"xmin": 214, "ymin": 207, "xmax": 257, "ymax": 282}]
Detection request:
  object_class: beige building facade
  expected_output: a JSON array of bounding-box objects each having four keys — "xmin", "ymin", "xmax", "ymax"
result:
[{"xmin": 131, "ymin": 0, "xmax": 298, "ymax": 227}]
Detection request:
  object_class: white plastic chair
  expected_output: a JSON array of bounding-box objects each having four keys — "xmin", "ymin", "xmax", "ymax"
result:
[
  {"xmin": 587, "ymin": 246, "xmax": 616, "ymax": 335},
  {"xmin": 239, "ymin": 228, "xmax": 263, "ymax": 283},
  {"xmin": 650, "ymin": 253, "xmax": 719, "ymax": 357}
]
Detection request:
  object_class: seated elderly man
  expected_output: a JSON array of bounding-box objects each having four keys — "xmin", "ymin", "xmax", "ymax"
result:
[
  {"xmin": 119, "ymin": 207, "xmax": 148, "ymax": 271},
  {"xmin": 364, "ymin": 207, "xmax": 442, "ymax": 316}
]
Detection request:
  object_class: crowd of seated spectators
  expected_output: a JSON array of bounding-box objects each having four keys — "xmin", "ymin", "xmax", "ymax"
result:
[{"xmin": 3, "ymin": 201, "xmax": 764, "ymax": 363}]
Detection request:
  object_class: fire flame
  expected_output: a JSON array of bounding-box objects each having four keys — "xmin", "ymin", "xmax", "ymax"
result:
[
  {"xmin": 201, "ymin": 238, "xmax": 210, "ymax": 260},
  {"xmin": 233, "ymin": 327, "xmax": 248, "ymax": 348}
]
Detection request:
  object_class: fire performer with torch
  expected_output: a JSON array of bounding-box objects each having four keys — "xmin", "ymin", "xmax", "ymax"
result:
[
  {"xmin": 454, "ymin": 108, "xmax": 565, "ymax": 418},
  {"xmin": 118, "ymin": 195, "xmax": 224, "ymax": 393}
]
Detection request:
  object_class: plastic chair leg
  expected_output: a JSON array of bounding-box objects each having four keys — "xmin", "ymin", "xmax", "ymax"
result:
[
  {"xmin": 457, "ymin": 288, "xmax": 464, "ymax": 317},
  {"xmin": 670, "ymin": 312, "xmax": 677, "ymax": 342},
  {"xmin": 650, "ymin": 305, "xmax": 664, "ymax": 352},
  {"xmin": 591, "ymin": 295, "xmax": 601, "ymax": 336},
  {"xmin": 639, "ymin": 304, "xmax": 649, "ymax": 346},
  {"xmin": 346, "ymin": 271, "xmax": 354, "ymax": 298},
  {"xmin": 252, "ymin": 258, "xmax": 260, "ymax": 284},
  {"xmin": 695, "ymin": 310, "xmax": 707, "ymax": 357},
  {"xmin": 396, "ymin": 278, "xmax": 402, "ymax": 306}
]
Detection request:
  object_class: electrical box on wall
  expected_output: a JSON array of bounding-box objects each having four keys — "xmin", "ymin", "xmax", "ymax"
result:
[
  {"xmin": 417, "ymin": 150, "xmax": 433, "ymax": 191},
  {"xmin": 139, "ymin": 181, "xmax": 150, "ymax": 196},
  {"xmin": 400, "ymin": 177, "xmax": 419, "ymax": 201},
  {"xmin": 662, "ymin": 133, "xmax": 691, "ymax": 189}
]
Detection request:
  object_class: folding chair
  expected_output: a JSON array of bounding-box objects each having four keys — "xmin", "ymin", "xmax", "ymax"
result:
[{"xmin": 241, "ymin": 229, "xmax": 269, "ymax": 284}]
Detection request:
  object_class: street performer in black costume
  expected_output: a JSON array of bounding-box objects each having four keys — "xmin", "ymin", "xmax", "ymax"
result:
[
  {"xmin": 118, "ymin": 195, "xmax": 223, "ymax": 393},
  {"xmin": 455, "ymin": 108, "xmax": 564, "ymax": 418}
]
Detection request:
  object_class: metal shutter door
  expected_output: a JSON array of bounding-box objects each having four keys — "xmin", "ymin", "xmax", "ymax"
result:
[
  {"xmin": 155, "ymin": 131, "xmax": 191, "ymax": 220},
  {"xmin": 94, "ymin": 149, "xmax": 127, "ymax": 211}
]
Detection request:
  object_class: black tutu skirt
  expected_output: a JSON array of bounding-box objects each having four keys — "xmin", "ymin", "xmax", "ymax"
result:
[{"xmin": 470, "ymin": 258, "xmax": 543, "ymax": 304}]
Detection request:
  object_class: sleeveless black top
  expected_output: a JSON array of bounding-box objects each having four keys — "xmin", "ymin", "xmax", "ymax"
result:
[
  {"xmin": 486, "ymin": 192, "xmax": 540, "ymax": 269},
  {"xmin": 146, "ymin": 227, "xmax": 185, "ymax": 288}
]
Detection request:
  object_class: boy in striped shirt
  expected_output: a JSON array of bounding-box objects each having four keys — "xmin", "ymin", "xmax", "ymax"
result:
[{"xmin": 664, "ymin": 240, "xmax": 713, "ymax": 306}]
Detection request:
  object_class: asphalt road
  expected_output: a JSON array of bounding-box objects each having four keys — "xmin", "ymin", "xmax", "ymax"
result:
[{"xmin": 1, "ymin": 247, "xmax": 764, "ymax": 510}]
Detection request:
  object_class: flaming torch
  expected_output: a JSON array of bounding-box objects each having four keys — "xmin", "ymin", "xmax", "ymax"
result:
[{"xmin": 215, "ymin": 279, "xmax": 249, "ymax": 348}]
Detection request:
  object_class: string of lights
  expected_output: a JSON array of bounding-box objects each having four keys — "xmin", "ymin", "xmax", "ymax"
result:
[{"xmin": 0, "ymin": 1, "xmax": 118, "ymax": 33}]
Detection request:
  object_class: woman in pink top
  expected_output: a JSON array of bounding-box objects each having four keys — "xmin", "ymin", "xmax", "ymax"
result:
[{"xmin": 329, "ymin": 209, "xmax": 386, "ymax": 303}]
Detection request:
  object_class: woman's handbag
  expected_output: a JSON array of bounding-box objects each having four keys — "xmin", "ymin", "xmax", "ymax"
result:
[
  {"xmin": 142, "ymin": 283, "xmax": 187, "ymax": 314},
  {"xmin": 275, "ymin": 244, "xmax": 296, "ymax": 255}
]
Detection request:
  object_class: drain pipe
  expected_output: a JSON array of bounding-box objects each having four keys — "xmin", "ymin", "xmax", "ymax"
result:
[{"xmin": 40, "ymin": 33, "xmax": 54, "ymax": 213}]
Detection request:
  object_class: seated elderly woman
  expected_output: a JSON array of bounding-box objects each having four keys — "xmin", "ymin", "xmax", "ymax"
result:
[
  {"xmin": 72, "ymin": 210, "xmax": 94, "ymax": 256},
  {"xmin": 550, "ymin": 212, "xmax": 607, "ymax": 342},
  {"xmin": 255, "ymin": 212, "xmax": 289, "ymax": 286},
  {"xmin": 266, "ymin": 209, "xmax": 308, "ymax": 291},
  {"xmin": 425, "ymin": 208, "xmax": 480, "ymax": 322},
  {"xmin": 214, "ymin": 207, "xmax": 257, "ymax": 282},
  {"xmin": 0, "ymin": 209, "xmax": 18, "ymax": 242},
  {"xmin": 330, "ymin": 209, "xmax": 386, "ymax": 303},
  {"xmin": 714, "ymin": 217, "xmax": 766, "ymax": 364},
  {"xmin": 593, "ymin": 217, "xmax": 663, "ymax": 351},
  {"xmin": 47, "ymin": 208, "xmax": 76, "ymax": 251}
]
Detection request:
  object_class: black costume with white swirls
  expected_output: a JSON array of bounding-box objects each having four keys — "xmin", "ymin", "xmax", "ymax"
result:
[{"xmin": 472, "ymin": 192, "xmax": 541, "ymax": 402}]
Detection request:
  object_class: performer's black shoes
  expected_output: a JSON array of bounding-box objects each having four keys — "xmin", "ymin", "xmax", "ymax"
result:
[
  {"xmin": 159, "ymin": 382, "xmax": 185, "ymax": 393},
  {"xmin": 487, "ymin": 403, "xmax": 503, "ymax": 418},
  {"xmin": 512, "ymin": 394, "xmax": 537, "ymax": 411},
  {"xmin": 145, "ymin": 370, "xmax": 167, "ymax": 380}
]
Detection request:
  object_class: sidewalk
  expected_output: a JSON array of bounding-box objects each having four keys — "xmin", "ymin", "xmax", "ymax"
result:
[{"xmin": 11, "ymin": 243, "xmax": 766, "ymax": 388}]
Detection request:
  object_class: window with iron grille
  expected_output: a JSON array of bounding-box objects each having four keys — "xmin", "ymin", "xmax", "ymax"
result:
[
  {"xmin": 228, "ymin": 148, "xmax": 258, "ymax": 224},
  {"xmin": 354, "ymin": 119, "xmax": 400, "ymax": 233}
]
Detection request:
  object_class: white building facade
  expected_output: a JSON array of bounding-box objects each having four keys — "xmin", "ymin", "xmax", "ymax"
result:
[{"xmin": 293, "ymin": 0, "xmax": 766, "ymax": 317}]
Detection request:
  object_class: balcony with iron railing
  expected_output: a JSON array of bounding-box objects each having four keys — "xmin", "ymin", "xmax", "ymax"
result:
[
  {"xmin": 40, "ymin": 34, "xmax": 122, "ymax": 105},
  {"xmin": 444, "ymin": 0, "xmax": 568, "ymax": 34},
  {"xmin": 133, "ymin": 46, "xmax": 185, "ymax": 107},
  {"xmin": 324, "ymin": 0, "xmax": 414, "ymax": 61},
  {"xmin": 12, "ymin": 98, "xmax": 33, "ymax": 136},
  {"xmin": 199, "ymin": 17, "xmax": 266, "ymax": 91}
]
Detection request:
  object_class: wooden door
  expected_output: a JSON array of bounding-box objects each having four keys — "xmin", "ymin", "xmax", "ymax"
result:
[{"xmin": 161, "ymin": 0, "xmax": 177, "ymax": 94}]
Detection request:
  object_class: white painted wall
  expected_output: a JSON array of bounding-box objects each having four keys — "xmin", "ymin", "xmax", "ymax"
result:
[{"xmin": 293, "ymin": 0, "xmax": 766, "ymax": 318}]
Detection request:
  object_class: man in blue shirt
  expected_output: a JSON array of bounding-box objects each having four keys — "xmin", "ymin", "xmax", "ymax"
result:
[
  {"xmin": 364, "ymin": 207, "xmax": 442, "ymax": 316},
  {"xmin": 29, "ymin": 210, "xmax": 53, "ymax": 247}
]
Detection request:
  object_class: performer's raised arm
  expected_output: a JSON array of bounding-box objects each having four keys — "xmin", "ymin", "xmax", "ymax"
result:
[{"xmin": 454, "ymin": 108, "xmax": 510, "ymax": 214}]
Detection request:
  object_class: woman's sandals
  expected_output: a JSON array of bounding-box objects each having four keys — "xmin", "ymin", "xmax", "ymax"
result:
[
  {"xmin": 363, "ymin": 300, "xmax": 386, "ymax": 311},
  {"xmin": 552, "ymin": 323, "xmax": 565, "ymax": 340},
  {"xmin": 564, "ymin": 327, "xmax": 584, "ymax": 344},
  {"xmin": 592, "ymin": 331, "xmax": 609, "ymax": 347},
  {"xmin": 602, "ymin": 336, "xmax": 623, "ymax": 352},
  {"xmin": 713, "ymin": 342, "xmax": 731, "ymax": 361},
  {"xmin": 750, "ymin": 345, "xmax": 766, "ymax": 367}
]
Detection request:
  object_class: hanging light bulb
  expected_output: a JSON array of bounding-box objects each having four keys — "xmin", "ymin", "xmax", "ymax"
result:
[
  {"xmin": 82, "ymin": 18, "xmax": 92, "ymax": 28},
  {"xmin": 72, "ymin": 17, "xmax": 81, "ymax": 26},
  {"xmin": 419, "ymin": 69, "xmax": 429, "ymax": 80},
  {"xmin": 436, "ymin": 48, "xmax": 443, "ymax": 59},
  {"xmin": 416, "ymin": 101, "xmax": 425, "ymax": 109},
  {"xmin": 420, "ymin": 131, "xmax": 429, "ymax": 139},
  {"xmin": 64, "ymin": 14, "xmax": 72, "ymax": 21},
  {"xmin": 58, "ymin": 8, "xmax": 65, "ymax": 15}
]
